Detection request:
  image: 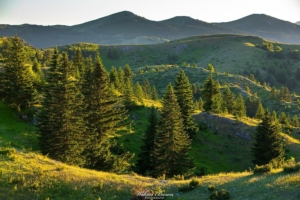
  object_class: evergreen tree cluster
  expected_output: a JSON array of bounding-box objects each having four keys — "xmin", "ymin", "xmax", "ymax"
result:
[
  {"xmin": 201, "ymin": 74, "xmax": 246, "ymax": 119},
  {"xmin": 38, "ymin": 49, "xmax": 133, "ymax": 172},
  {"xmin": 137, "ymin": 70, "xmax": 197, "ymax": 178},
  {"xmin": 269, "ymin": 86, "xmax": 291, "ymax": 102},
  {"xmin": 1, "ymin": 36, "xmax": 37, "ymax": 111},
  {"xmin": 109, "ymin": 65, "xmax": 159, "ymax": 109}
]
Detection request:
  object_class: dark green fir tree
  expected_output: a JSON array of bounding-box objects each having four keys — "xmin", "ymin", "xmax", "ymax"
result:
[
  {"xmin": 211, "ymin": 93, "xmax": 223, "ymax": 114},
  {"xmin": 151, "ymin": 85, "xmax": 159, "ymax": 100},
  {"xmin": 39, "ymin": 51, "xmax": 86, "ymax": 166},
  {"xmin": 142, "ymin": 79, "xmax": 151, "ymax": 99},
  {"xmin": 202, "ymin": 74, "xmax": 220, "ymax": 112},
  {"xmin": 2, "ymin": 36, "xmax": 35, "ymax": 111},
  {"xmin": 255, "ymin": 101, "xmax": 265, "ymax": 120},
  {"xmin": 83, "ymin": 53, "xmax": 133, "ymax": 172},
  {"xmin": 174, "ymin": 70, "xmax": 198, "ymax": 137},
  {"xmin": 233, "ymin": 94, "xmax": 246, "ymax": 119},
  {"xmin": 223, "ymin": 87, "xmax": 235, "ymax": 114},
  {"xmin": 136, "ymin": 106, "xmax": 158, "ymax": 175},
  {"xmin": 252, "ymin": 111, "xmax": 285, "ymax": 166},
  {"xmin": 153, "ymin": 83, "xmax": 195, "ymax": 178},
  {"xmin": 110, "ymin": 66, "xmax": 120, "ymax": 91},
  {"xmin": 73, "ymin": 47, "xmax": 85, "ymax": 78}
]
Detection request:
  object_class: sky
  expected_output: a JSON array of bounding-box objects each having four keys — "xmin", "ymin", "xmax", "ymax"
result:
[{"xmin": 0, "ymin": 0, "xmax": 300, "ymax": 25}]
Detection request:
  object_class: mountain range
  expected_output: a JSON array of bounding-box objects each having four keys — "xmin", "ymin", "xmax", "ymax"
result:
[{"xmin": 0, "ymin": 11, "xmax": 300, "ymax": 48}]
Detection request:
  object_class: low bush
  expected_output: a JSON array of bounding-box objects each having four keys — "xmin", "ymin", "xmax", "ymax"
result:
[
  {"xmin": 173, "ymin": 174, "xmax": 184, "ymax": 180},
  {"xmin": 208, "ymin": 184, "xmax": 216, "ymax": 192},
  {"xmin": 189, "ymin": 178, "xmax": 200, "ymax": 189},
  {"xmin": 209, "ymin": 189, "xmax": 231, "ymax": 200},
  {"xmin": 253, "ymin": 164, "xmax": 272, "ymax": 174},
  {"xmin": 283, "ymin": 162, "xmax": 300, "ymax": 173},
  {"xmin": 178, "ymin": 178, "xmax": 200, "ymax": 192}
]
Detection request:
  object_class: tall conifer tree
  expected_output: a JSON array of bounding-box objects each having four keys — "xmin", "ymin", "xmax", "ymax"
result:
[
  {"xmin": 73, "ymin": 47, "xmax": 85, "ymax": 77},
  {"xmin": 136, "ymin": 106, "xmax": 158, "ymax": 175},
  {"xmin": 252, "ymin": 111, "xmax": 285, "ymax": 166},
  {"xmin": 223, "ymin": 87, "xmax": 235, "ymax": 114},
  {"xmin": 211, "ymin": 93, "xmax": 223, "ymax": 114},
  {"xmin": 110, "ymin": 66, "xmax": 120, "ymax": 91},
  {"xmin": 255, "ymin": 101, "xmax": 265, "ymax": 120},
  {"xmin": 202, "ymin": 74, "xmax": 220, "ymax": 112},
  {"xmin": 174, "ymin": 70, "xmax": 198, "ymax": 137},
  {"xmin": 142, "ymin": 79, "xmax": 151, "ymax": 99},
  {"xmin": 118, "ymin": 67, "xmax": 125, "ymax": 93},
  {"xmin": 83, "ymin": 53, "xmax": 133, "ymax": 172},
  {"xmin": 153, "ymin": 83, "xmax": 195, "ymax": 178},
  {"xmin": 39, "ymin": 51, "xmax": 86, "ymax": 166},
  {"xmin": 3, "ymin": 36, "xmax": 35, "ymax": 111},
  {"xmin": 233, "ymin": 94, "xmax": 246, "ymax": 119}
]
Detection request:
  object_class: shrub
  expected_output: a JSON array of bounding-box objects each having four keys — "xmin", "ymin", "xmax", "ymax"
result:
[
  {"xmin": 189, "ymin": 178, "xmax": 200, "ymax": 189},
  {"xmin": 253, "ymin": 164, "xmax": 272, "ymax": 174},
  {"xmin": 283, "ymin": 162, "xmax": 300, "ymax": 173},
  {"xmin": 209, "ymin": 189, "xmax": 231, "ymax": 200},
  {"xmin": 178, "ymin": 178, "xmax": 200, "ymax": 192},
  {"xmin": 208, "ymin": 184, "xmax": 216, "ymax": 192},
  {"xmin": 93, "ymin": 181, "xmax": 103, "ymax": 192},
  {"xmin": 173, "ymin": 175, "xmax": 184, "ymax": 180},
  {"xmin": 151, "ymin": 185, "xmax": 165, "ymax": 196}
]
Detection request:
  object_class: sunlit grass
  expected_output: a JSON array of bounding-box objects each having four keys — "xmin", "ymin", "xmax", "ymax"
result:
[{"xmin": 244, "ymin": 42, "xmax": 255, "ymax": 47}]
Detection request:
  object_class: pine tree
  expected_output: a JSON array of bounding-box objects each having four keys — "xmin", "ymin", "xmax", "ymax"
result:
[
  {"xmin": 255, "ymin": 101, "xmax": 265, "ymax": 120},
  {"xmin": 136, "ymin": 106, "xmax": 158, "ymax": 175},
  {"xmin": 223, "ymin": 87, "xmax": 235, "ymax": 114},
  {"xmin": 123, "ymin": 79, "xmax": 135, "ymax": 109},
  {"xmin": 109, "ymin": 66, "xmax": 120, "ymax": 91},
  {"xmin": 174, "ymin": 70, "xmax": 198, "ymax": 137},
  {"xmin": 252, "ymin": 111, "xmax": 285, "ymax": 166},
  {"xmin": 245, "ymin": 96, "xmax": 259, "ymax": 118},
  {"xmin": 198, "ymin": 97, "xmax": 204, "ymax": 111},
  {"xmin": 38, "ymin": 51, "xmax": 86, "ymax": 166},
  {"xmin": 202, "ymin": 74, "xmax": 220, "ymax": 112},
  {"xmin": 142, "ymin": 79, "xmax": 151, "ymax": 99},
  {"xmin": 270, "ymin": 86, "xmax": 278, "ymax": 100},
  {"xmin": 73, "ymin": 47, "xmax": 85, "ymax": 77},
  {"xmin": 134, "ymin": 82, "xmax": 144, "ymax": 103},
  {"xmin": 292, "ymin": 115, "xmax": 299, "ymax": 127},
  {"xmin": 151, "ymin": 85, "xmax": 159, "ymax": 100},
  {"xmin": 2, "ymin": 36, "xmax": 35, "ymax": 111},
  {"xmin": 31, "ymin": 57, "xmax": 44, "ymax": 89},
  {"xmin": 83, "ymin": 53, "xmax": 133, "ymax": 172},
  {"xmin": 153, "ymin": 83, "xmax": 195, "ymax": 178},
  {"xmin": 124, "ymin": 64, "xmax": 133, "ymax": 82},
  {"xmin": 207, "ymin": 63, "xmax": 215, "ymax": 72},
  {"xmin": 233, "ymin": 94, "xmax": 246, "ymax": 119},
  {"xmin": 279, "ymin": 86, "xmax": 291, "ymax": 102},
  {"xmin": 211, "ymin": 93, "xmax": 223, "ymax": 114},
  {"xmin": 279, "ymin": 112, "xmax": 287, "ymax": 124},
  {"xmin": 244, "ymin": 85, "xmax": 251, "ymax": 94},
  {"xmin": 118, "ymin": 67, "xmax": 125, "ymax": 93}
]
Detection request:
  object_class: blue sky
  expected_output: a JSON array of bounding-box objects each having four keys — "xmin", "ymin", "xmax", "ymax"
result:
[{"xmin": 0, "ymin": 0, "xmax": 300, "ymax": 25}]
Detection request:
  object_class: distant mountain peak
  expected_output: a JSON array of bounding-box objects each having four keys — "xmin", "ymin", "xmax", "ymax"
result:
[
  {"xmin": 296, "ymin": 21, "xmax": 300, "ymax": 25},
  {"xmin": 161, "ymin": 16, "xmax": 207, "ymax": 26},
  {"xmin": 110, "ymin": 10, "xmax": 137, "ymax": 17}
]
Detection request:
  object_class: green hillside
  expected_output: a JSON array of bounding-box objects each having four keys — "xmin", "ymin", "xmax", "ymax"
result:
[
  {"xmin": 1, "ymin": 101, "xmax": 300, "ymax": 199},
  {"xmin": 1, "ymin": 34, "xmax": 300, "ymax": 199},
  {"xmin": 59, "ymin": 34, "xmax": 300, "ymax": 93}
]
